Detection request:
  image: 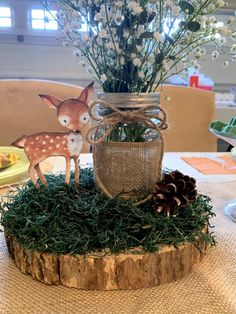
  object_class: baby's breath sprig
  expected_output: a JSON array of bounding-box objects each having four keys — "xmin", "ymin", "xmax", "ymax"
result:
[{"xmin": 45, "ymin": 0, "xmax": 236, "ymax": 93}]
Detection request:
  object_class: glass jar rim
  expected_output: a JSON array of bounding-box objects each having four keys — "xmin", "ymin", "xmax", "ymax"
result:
[{"xmin": 97, "ymin": 92, "xmax": 160, "ymax": 109}]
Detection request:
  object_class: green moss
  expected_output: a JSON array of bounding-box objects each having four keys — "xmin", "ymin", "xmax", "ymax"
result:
[{"xmin": 0, "ymin": 169, "xmax": 215, "ymax": 255}]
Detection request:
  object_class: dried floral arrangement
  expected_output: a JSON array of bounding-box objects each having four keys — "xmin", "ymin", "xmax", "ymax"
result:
[
  {"xmin": 44, "ymin": 0, "xmax": 236, "ymax": 93},
  {"xmin": 0, "ymin": 169, "xmax": 215, "ymax": 255}
]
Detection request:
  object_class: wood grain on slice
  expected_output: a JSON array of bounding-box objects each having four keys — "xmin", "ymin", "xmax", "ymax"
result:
[{"xmin": 5, "ymin": 234, "xmax": 207, "ymax": 290}]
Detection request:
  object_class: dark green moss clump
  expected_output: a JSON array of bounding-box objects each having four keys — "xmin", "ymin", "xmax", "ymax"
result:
[{"xmin": 0, "ymin": 169, "xmax": 215, "ymax": 255}]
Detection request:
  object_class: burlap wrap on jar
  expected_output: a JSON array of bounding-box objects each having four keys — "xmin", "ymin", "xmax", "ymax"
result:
[{"xmin": 87, "ymin": 93, "xmax": 168, "ymax": 200}]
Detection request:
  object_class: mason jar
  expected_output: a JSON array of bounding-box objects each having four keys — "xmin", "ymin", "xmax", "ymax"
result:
[
  {"xmin": 91, "ymin": 92, "xmax": 166, "ymax": 200},
  {"xmin": 96, "ymin": 92, "xmax": 161, "ymax": 142}
]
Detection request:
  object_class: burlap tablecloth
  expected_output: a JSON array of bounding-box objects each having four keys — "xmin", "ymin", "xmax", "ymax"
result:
[{"xmin": 0, "ymin": 181, "xmax": 236, "ymax": 314}]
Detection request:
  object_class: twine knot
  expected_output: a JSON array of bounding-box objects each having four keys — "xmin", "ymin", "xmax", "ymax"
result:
[{"xmin": 86, "ymin": 99, "xmax": 168, "ymax": 144}]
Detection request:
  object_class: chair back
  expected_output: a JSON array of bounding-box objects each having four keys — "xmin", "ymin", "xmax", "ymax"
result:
[
  {"xmin": 159, "ymin": 86, "xmax": 217, "ymax": 152},
  {"xmin": 0, "ymin": 79, "xmax": 90, "ymax": 152}
]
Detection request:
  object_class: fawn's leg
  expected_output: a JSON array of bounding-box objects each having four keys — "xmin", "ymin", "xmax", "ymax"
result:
[
  {"xmin": 65, "ymin": 157, "xmax": 71, "ymax": 184},
  {"xmin": 28, "ymin": 163, "xmax": 40, "ymax": 189},
  {"xmin": 73, "ymin": 156, "xmax": 80, "ymax": 184},
  {"xmin": 35, "ymin": 163, "xmax": 47, "ymax": 186}
]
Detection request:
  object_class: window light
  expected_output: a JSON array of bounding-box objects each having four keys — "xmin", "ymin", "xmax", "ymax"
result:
[
  {"xmin": 0, "ymin": 6, "xmax": 12, "ymax": 28},
  {"xmin": 31, "ymin": 9, "xmax": 58, "ymax": 30}
]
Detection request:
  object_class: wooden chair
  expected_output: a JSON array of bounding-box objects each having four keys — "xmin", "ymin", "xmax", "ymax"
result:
[
  {"xmin": 159, "ymin": 85, "xmax": 217, "ymax": 152},
  {"xmin": 0, "ymin": 79, "xmax": 90, "ymax": 152}
]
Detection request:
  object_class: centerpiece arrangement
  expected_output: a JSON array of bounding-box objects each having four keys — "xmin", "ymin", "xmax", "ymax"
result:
[
  {"xmin": 0, "ymin": 0, "xmax": 235, "ymax": 290},
  {"xmin": 51, "ymin": 0, "xmax": 236, "ymax": 198}
]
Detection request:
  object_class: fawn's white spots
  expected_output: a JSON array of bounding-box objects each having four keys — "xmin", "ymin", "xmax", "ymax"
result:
[
  {"xmin": 36, "ymin": 136, "xmax": 39, "ymax": 140},
  {"xmin": 49, "ymin": 146, "xmax": 52, "ymax": 150},
  {"xmin": 45, "ymin": 135, "xmax": 49, "ymax": 138},
  {"xmin": 25, "ymin": 147, "xmax": 29, "ymax": 152},
  {"xmin": 42, "ymin": 141, "xmax": 46, "ymax": 145},
  {"xmin": 30, "ymin": 141, "xmax": 34, "ymax": 145},
  {"xmin": 56, "ymin": 144, "xmax": 60, "ymax": 148},
  {"xmin": 50, "ymin": 139, "xmax": 54, "ymax": 143},
  {"xmin": 67, "ymin": 133, "xmax": 83, "ymax": 156}
]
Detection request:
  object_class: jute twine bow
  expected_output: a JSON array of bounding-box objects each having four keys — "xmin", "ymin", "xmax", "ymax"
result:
[
  {"xmin": 86, "ymin": 100, "xmax": 168, "ymax": 144},
  {"xmin": 86, "ymin": 99, "xmax": 168, "ymax": 205}
]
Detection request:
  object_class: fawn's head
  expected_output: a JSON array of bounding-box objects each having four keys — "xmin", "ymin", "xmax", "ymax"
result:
[{"xmin": 39, "ymin": 82, "xmax": 94, "ymax": 132}]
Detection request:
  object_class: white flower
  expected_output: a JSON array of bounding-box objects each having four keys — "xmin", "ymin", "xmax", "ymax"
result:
[
  {"xmin": 82, "ymin": 34, "xmax": 89, "ymax": 42},
  {"xmin": 116, "ymin": 1, "xmax": 123, "ymax": 8},
  {"xmin": 166, "ymin": 0, "xmax": 174, "ymax": 7},
  {"xmin": 127, "ymin": 1, "xmax": 143, "ymax": 15},
  {"xmin": 172, "ymin": 5, "xmax": 181, "ymax": 17},
  {"xmin": 207, "ymin": 4, "xmax": 215, "ymax": 11},
  {"xmin": 218, "ymin": 37, "xmax": 226, "ymax": 45},
  {"xmin": 100, "ymin": 74, "xmax": 107, "ymax": 82},
  {"xmin": 138, "ymin": 71, "xmax": 145, "ymax": 79},
  {"xmin": 200, "ymin": 48, "xmax": 206, "ymax": 56},
  {"xmin": 73, "ymin": 49, "xmax": 80, "ymax": 56},
  {"xmin": 162, "ymin": 59, "xmax": 169, "ymax": 72},
  {"xmin": 120, "ymin": 56, "xmax": 125, "ymax": 65},
  {"xmin": 63, "ymin": 24, "xmax": 71, "ymax": 33},
  {"xmin": 99, "ymin": 29, "xmax": 108, "ymax": 39},
  {"xmin": 219, "ymin": 26, "xmax": 231, "ymax": 36},
  {"xmin": 87, "ymin": 66, "xmax": 94, "ymax": 75},
  {"xmin": 227, "ymin": 17, "xmax": 234, "ymax": 25},
  {"xmin": 216, "ymin": 0, "xmax": 225, "ymax": 8},
  {"xmin": 95, "ymin": 12, "xmax": 103, "ymax": 21},
  {"xmin": 192, "ymin": 61, "xmax": 201, "ymax": 72},
  {"xmin": 133, "ymin": 58, "xmax": 142, "ymax": 67},
  {"xmin": 222, "ymin": 61, "xmax": 229, "ymax": 68},
  {"xmin": 137, "ymin": 25, "xmax": 145, "ymax": 37},
  {"xmin": 132, "ymin": 5, "xmax": 143, "ymax": 15},
  {"xmin": 153, "ymin": 32, "xmax": 161, "ymax": 41},
  {"xmin": 136, "ymin": 45, "xmax": 142, "ymax": 52},
  {"xmin": 212, "ymin": 50, "xmax": 220, "ymax": 61},
  {"xmin": 230, "ymin": 44, "xmax": 236, "ymax": 53},
  {"xmin": 96, "ymin": 37, "xmax": 103, "ymax": 45},
  {"xmin": 79, "ymin": 60, "xmax": 86, "ymax": 67},
  {"xmin": 127, "ymin": 1, "xmax": 137, "ymax": 10},
  {"xmin": 208, "ymin": 16, "xmax": 216, "ymax": 24},
  {"xmin": 147, "ymin": 55, "xmax": 155, "ymax": 65},
  {"xmin": 123, "ymin": 30, "xmax": 129, "ymax": 38},
  {"xmin": 62, "ymin": 40, "xmax": 69, "ymax": 47},
  {"xmin": 106, "ymin": 41, "xmax": 116, "ymax": 50}
]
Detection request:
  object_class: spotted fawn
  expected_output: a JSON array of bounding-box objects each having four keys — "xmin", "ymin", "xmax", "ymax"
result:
[{"xmin": 12, "ymin": 82, "xmax": 94, "ymax": 188}]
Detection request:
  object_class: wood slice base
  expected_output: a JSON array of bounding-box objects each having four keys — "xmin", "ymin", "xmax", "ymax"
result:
[{"xmin": 5, "ymin": 234, "xmax": 207, "ymax": 290}]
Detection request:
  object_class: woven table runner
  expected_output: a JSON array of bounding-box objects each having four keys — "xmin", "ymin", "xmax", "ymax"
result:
[{"xmin": 0, "ymin": 181, "xmax": 236, "ymax": 314}]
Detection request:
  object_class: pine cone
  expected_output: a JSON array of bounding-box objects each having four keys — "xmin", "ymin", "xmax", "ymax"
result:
[{"xmin": 152, "ymin": 170, "xmax": 197, "ymax": 216}]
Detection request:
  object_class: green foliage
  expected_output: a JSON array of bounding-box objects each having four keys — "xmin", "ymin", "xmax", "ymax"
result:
[
  {"xmin": 105, "ymin": 124, "xmax": 147, "ymax": 142},
  {"xmin": 0, "ymin": 169, "xmax": 215, "ymax": 255}
]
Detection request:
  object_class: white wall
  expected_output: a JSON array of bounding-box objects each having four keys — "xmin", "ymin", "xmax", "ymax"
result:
[{"xmin": 0, "ymin": 43, "xmax": 94, "ymax": 86}]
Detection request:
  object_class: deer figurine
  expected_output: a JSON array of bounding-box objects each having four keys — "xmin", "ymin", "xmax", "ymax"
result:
[{"xmin": 12, "ymin": 82, "xmax": 94, "ymax": 189}]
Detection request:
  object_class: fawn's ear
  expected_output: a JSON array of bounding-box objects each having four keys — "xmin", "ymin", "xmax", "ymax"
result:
[
  {"xmin": 38, "ymin": 94, "xmax": 62, "ymax": 109},
  {"xmin": 78, "ymin": 82, "xmax": 94, "ymax": 104}
]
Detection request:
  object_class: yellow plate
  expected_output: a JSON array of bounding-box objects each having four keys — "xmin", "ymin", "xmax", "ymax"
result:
[{"xmin": 0, "ymin": 147, "xmax": 29, "ymax": 186}]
